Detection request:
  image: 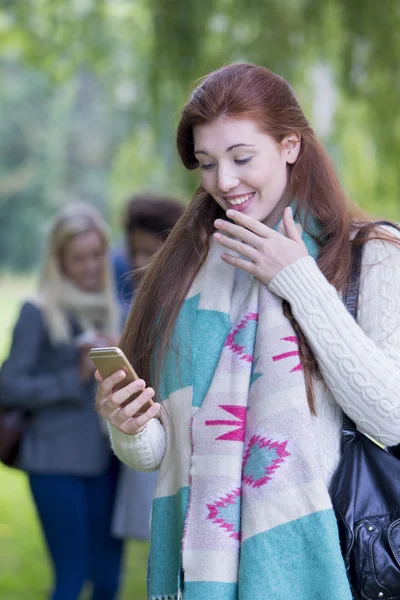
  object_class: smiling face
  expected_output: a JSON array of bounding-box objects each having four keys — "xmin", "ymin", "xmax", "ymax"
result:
[
  {"xmin": 61, "ymin": 229, "xmax": 106, "ymax": 292},
  {"xmin": 193, "ymin": 117, "xmax": 300, "ymax": 226}
]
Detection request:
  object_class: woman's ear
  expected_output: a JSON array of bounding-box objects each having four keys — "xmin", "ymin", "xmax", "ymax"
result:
[{"xmin": 281, "ymin": 133, "xmax": 301, "ymax": 164}]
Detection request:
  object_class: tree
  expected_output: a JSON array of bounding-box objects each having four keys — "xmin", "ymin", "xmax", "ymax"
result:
[{"xmin": 0, "ymin": 0, "xmax": 399, "ymax": 269}]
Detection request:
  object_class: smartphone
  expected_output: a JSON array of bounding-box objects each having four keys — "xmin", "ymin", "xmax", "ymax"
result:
[{"xmin": 89, "ymin": 346, "xmax": 154, "ymax": 413}]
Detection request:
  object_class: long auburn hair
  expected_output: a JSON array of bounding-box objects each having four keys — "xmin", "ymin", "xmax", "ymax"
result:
[{"xmin": 120, "ymin": 63, "xmax": 394, "ymax": 413}]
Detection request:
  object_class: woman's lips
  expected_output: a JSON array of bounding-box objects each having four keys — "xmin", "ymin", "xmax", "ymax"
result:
[{"xmin": 225, "ymin": 192, "xmax": 255, "ymax": 213}]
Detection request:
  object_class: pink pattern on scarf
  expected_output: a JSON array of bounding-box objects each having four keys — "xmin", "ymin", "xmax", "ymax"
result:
[
  {"xmin": 205, "ymin": 405, "xmax": 247, "ymax": 442},
  {"xmin": 225, "ymin": 312, "xmax": 259, "ymax": 362},
  {"xmin": 272, "ymin": 336, "xmax": 302, "ymax": 372}
]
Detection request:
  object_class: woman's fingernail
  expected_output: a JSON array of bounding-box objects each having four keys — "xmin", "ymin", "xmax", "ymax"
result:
[
  {"xmin": 213, "ymin": 232, "xmax": 221, "ymax": 240},
  {"xmin": 215, "ymin": 219, "xmax": 222, "ymax": 227},
  {"xmin": 118, "ymin": 371, "xmax": 126, "ymax": 379},
  {"xmin": 226, "ymin": 210, "xmax": 234, "ymax": 217}
]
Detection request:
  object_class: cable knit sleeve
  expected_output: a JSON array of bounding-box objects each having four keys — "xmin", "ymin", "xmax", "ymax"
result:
[
  {"xmin": 108, "ymin": 416, "xmax": 167, "ymax": 471},
  {"xmin": 268, "ymin": 226, "xmax": 400, "ymax": 447}
]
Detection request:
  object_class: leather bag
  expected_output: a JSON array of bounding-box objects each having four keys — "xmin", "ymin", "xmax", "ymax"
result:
[
  {"xmin": 329, "ymin": 221, "xmax": 400, "ymax": 600},
  {"xmin": 0, "ymin": 406, "xmax": 28, "ymax": 467}
]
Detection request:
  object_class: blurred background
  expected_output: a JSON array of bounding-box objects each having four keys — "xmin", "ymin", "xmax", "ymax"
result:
[{"xmin": 0, "ymin": 1, "xmax": 399, "ymax": 598}]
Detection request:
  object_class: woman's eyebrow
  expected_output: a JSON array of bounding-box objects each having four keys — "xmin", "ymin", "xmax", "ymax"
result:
[{"xmin": 194, "ymin": 143, "xmax": 255, "ymax": 156}]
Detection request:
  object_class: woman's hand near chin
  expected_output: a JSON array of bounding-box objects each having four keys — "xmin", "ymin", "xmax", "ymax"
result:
[{"xmin": 213, "ymin": 206, "xmax": 309, "ymax": 285}]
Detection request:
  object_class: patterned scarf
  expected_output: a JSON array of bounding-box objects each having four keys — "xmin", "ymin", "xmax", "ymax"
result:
[{"xmin": 148, "ymin": 228, "xmax": 352, "ymax": 600}]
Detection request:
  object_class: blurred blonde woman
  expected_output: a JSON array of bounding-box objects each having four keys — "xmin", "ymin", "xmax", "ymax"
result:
[{"xmin": 0, "ymin": 203, "xmax": 123, "ymax": 600}]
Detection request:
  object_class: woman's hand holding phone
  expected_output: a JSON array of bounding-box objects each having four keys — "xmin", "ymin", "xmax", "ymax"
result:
[{"xmin": 95, "ymin": 370, "xmax": 160, "ymax": 435}]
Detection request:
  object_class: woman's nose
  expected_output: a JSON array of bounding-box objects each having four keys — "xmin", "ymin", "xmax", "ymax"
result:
[{"xmin": 217, "ymin": 167, "xmax": 239, "ymax": 193}]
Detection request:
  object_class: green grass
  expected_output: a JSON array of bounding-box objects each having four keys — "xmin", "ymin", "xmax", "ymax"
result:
[{"xmin": 0, "ymin": 274, "xmax": 149, "ymax": 599}]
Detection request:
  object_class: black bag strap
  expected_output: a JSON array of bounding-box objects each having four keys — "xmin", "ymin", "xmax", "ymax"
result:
[{"xmin": 342, "ymin": 220, "xmax": 400, "ymax": 436}]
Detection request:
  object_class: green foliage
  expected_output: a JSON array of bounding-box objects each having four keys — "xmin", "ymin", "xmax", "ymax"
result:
[
  {"xmin": 0, "ymin": 64, "xmax": 51, "ymax": 270},
  {"xmin": 0, "ymin": 0, "xmax": 399, "ymax": 270}
]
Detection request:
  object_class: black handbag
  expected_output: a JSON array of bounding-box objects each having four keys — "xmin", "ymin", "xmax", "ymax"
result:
[
  {"xmin": 0, "ymin": 406, "xmax": 28, "ymax": 467},
  {"xmin": 329, "ymin": 221, "xmax": 400, "ymax": 600}
]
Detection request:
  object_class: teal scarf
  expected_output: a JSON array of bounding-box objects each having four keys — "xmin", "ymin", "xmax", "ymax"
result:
[{"xmin": 148, "ymin": 222, "xmax": 351, "ymax": 600}]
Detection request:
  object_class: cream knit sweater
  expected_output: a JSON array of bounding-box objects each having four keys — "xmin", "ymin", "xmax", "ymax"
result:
[{"xmin": 109, "ymin": 227, "xmax": 400, "ymax": 485}]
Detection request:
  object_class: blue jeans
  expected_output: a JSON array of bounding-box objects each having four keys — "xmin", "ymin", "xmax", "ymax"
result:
[
  {"xmin": 147, "ymin": 554, "xmax": 151, "ymax": 599},
  {"xmin": 29, "ymin": 459, "xmax": 123, "ymax": 600}
]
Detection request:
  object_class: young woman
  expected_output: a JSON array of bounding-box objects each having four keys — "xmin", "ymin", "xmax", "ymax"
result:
[
  {"xmin": 95, "ymin": 64, "xmax": 400, "ymax": 600},
  {"xmin": 0, "ymin": 203, "xmax": 123, "ymax": 600}
]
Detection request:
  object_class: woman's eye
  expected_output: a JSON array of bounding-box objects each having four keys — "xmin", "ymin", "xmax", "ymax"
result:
[
  {"xmin": 235, "ymin": 157, "xmax": 253, "ymax": 165},
  {"xmin": 199, "ymin": 163, "xmax": 215, "ymax": 171}
]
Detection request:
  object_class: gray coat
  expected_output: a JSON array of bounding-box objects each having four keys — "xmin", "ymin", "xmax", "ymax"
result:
[
  {"xmin": 112, "ymin": 465, "xmax": 157, "ymax": 540},
  {"xmin": 0, "ymin": 302, "xmax": 111, "ymax": 475}
]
